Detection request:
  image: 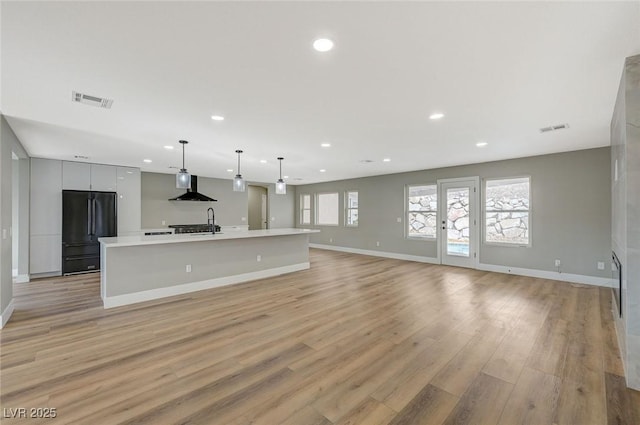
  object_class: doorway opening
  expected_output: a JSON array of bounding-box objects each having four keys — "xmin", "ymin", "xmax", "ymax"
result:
[{"xmin": 248, "ymin": 185, "xmax": 269, "ymax": 230}]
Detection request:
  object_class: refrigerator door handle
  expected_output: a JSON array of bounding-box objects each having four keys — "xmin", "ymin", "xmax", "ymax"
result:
[
  {"xmin": 87, "ymin": 199, "xmax": 92, "ymax": 235},
  {"xmin": 92, "ymin": 198, "xmax": 97, "ymax": 235}
]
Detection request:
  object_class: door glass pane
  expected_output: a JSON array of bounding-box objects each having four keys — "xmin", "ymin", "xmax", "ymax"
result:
[{"xmin": 447, "ymin": 187, "xmax": 470, "ymax": 257}]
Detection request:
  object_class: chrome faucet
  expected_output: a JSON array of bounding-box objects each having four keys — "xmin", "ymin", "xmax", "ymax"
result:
[{"xmin": 207, "ymin": 207, "xmax": 216, "ymax": 234}]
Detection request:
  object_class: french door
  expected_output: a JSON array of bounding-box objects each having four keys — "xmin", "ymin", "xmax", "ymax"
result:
[{"xmin": 438, "ymin": 177, "xmax": 479, "ymax": 268}]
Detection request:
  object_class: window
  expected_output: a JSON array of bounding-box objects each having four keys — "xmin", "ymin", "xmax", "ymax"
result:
[
  {"xmin": 300, "ymin": 194, "xmax": 311, "ymax": 225},
  {"xmin": 407, "ymin": 185, "xmax": 437, "ymax": 238},
  {"xmin": 485, "ymin": 177, "xmax": 530, "ymax": 246},
  {"xmin": 316, "ymin": 192, "xmax": 339, "ymax": 226},
  {"xmin": 345, "ymin": 191, "xmax": 358, "ymax": 227}
]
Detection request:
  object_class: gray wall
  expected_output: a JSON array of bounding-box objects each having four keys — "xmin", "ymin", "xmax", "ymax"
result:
[
  {"xmin": 611, "ymin": 54, "xmax": 640, "ymax": 390},
  {"xmin": 11, "ymin": 136, "xmax": 29, "ymax": 278},
  {"xmin": 0, "ymin": 114, "xmax": 26, "ymax": 318},
  {"xmin": 141, "ymin": 172, "xmax": 294, "ymax": 229},
  {"xmin": 296, "ymin": 147, "xmax": 611, "ymax": 278}
]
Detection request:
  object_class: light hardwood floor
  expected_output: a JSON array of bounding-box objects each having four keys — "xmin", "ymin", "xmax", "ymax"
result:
[{"xmin": 1, "ymin": 249, "xmax": 638, "ymax": 424}]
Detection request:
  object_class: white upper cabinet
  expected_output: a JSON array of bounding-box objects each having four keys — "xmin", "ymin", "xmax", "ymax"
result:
[
  {"xmin": 63, "ymin": 161, "xmax": 117, "ymax": 191},
  {"xmin": 62, "ymin": 161, "xmax": 91, "ymax": 190},
  {"xmin": 31, "ymin": 158, "xmax": 63, "ymax": 236},
  {"xmin": 90, "ymin": 164, "xmax": 117, "ymax": 191},
  {"xmin": 116, "ymin": 167, "xmax": 141, "ymax": 235}
]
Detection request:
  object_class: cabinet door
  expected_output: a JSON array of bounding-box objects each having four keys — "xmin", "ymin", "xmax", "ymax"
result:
[
  {"xmin": 90, "ymin": 164, "xmax": 117, "ymax": 191},
  {"xmin": 116, "ymin": 167, "xmax": 141, "ymax": 235},
  {"xmin": 30, "ymin": 234, "xmax": 61, "ymax": 274},
  {"xmin": 30, "ymin": 158, "xmax": 62, "ymax": 236},
  {"xmin": 62, "ymin": 161, "xmax": 91, "ymax": 190}
]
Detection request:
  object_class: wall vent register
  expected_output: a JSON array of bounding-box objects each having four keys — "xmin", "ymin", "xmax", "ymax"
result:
[{"xmin": 72, "ymin": 91, "xmax": 114, "ymax": 109}]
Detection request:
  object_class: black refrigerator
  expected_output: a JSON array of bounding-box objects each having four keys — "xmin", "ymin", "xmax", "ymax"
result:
[{"xmin": 62, "ymin": 190, "xmax": 117, "ymax": 275}]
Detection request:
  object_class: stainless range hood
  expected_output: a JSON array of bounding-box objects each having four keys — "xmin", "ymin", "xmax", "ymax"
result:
[{"xmin": 169, "ymin": 176, "xmax": 217, "ymax": 202}]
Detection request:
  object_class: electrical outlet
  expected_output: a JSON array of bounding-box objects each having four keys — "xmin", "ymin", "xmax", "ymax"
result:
[
  {"xmin": 186, "ymin": 264, "xmax": 192, "ymax": 273},
  {"xmin": 241, "ymin": 217, "xmax": 247, "ymax": 222},
  {"xmin": 257, "ymin": 255, "xmax": 261, "ymax": 262},
  {"xmin": 376, "ymin": 241, "xmax": 380, "ymax": 247},
  {"xmin": 554, "ymin": 259, "xmax": 561, "ymax": 267},
  {"xmin": 271, "ymin": 217, "xmax": 276, "ymax": 221},
  {"xmin": 161, "ymin": 220, "xmax": 166, "ymax": 226},
  {"xmin": 396, "ymin": 217, "xmax": 402, "ymax": 223},
  {"xmin": 329, "ymin": 238, "xmax": 333, "ymax": 243},
  {"xmin": 597, "ymin": 262, "xmax": 605, "ymax": 270}
]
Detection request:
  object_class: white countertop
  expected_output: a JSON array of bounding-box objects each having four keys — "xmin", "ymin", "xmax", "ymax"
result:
[{"xmin": 100, "ymin": 228, "xmax": 320, "ymax": 248}]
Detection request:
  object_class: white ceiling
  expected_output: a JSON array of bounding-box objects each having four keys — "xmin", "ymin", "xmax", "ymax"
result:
[{"xmin": 2, "ymin": 1, "xmax": 639, "ymax": 185}]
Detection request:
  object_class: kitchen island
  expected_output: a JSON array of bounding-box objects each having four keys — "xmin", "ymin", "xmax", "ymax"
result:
[{"xmin": 99, "ymin": 228, "xmax": 319, "ymax": 308}]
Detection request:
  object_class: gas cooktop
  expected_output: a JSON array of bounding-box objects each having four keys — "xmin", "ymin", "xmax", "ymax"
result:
[{"xmin": 168, "ymin": 224, "xmax": 221, "ymax": 234}]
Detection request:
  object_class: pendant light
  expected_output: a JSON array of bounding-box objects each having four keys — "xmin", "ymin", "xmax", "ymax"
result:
[
  {"xmin": 276, "ymin": 157, "xmax": 286, "ymax": 195},
  {"xmin": 233, "ymin": 150, "xmax": 246, "ymax": 192},
  {"xmin": 176, "ymin": 140, "xmax": 191, "ymax": 189}
]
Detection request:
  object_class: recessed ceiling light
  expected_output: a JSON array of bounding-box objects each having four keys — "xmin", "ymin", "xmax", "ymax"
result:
[
  {"xmin": 383, "ymin": 158, "xmax": 391, "ymax": 162},
  {"xmin": 313, "ymin": 38, "xmax": 334, "ymax": 52},
  {"xmin": 321, "ymin": 143, "xmax": 331, "ymax": 148},
  {"xmin": 320, "ymin": 169, "xmax": 326, "ymax": 173},
  {"xmin": 476, "ymin": 142, "xmax": 488, "ymax": 147},
  {"xmin": 226, "ymin": 169, "xmax": 234, "ymax": 172},
  {"xmin": 163, "ymin": 145, "xmax": 174, "ymax": 150},
  {"xmin": 283, "ymin": 175, "xmax": 289, "ymax": 179},
  {"xmin": 429, "ymin": 113, "xmax": 444, "ymax": 120},
  {"xmin": 143, "ymin": 159, "xmax": 152, "ymax": 163},
  {"xmin": 260, "ymin": 159, "xmax": 267, "ymax": 164},
  {"xmin": 211, "ymin": 115, "xmax": 225, "ymax": 121}
]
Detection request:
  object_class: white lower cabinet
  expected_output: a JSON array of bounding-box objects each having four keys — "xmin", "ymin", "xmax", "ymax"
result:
[{"xmin": 30, "ymin": 234, "xmax": 61, "ymax": 275}]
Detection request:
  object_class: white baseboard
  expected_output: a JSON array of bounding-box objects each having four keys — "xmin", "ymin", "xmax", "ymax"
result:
[
  {"xmin": 477, "ymin": 263, "xmax": 615, "ymax": 288},
  {"xmin": 310, "ymin": 243, "xmax": 614, "ymax": 288},
  {"xmin": 13, "ymin": 274, "xmax": 30, "ymax": 283},
  {"xmin": 0, "ymin": 300, "xmax": 15, "ymax": 329},
  {"xmin": 30, "ymin": 271, "xmax": 62, "ymax": 279},
  {"xmin": 310, "ymin": 244, "xmax": 439, "ymax": 264},
  {"xmin": 102, "ymin": 262, "xmax": 310, "ymax": 309}
]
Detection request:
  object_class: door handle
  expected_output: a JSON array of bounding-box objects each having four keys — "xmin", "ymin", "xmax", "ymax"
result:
[
  {"xmin": 92, "ymin": 199, "xmax": 96, "ymax": 235},
  {"xmin": 87, "ymin": 199, "xmax": 92, "ymax": 235}
]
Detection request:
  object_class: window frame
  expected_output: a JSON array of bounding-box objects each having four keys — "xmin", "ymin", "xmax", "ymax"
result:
[
  {"xmin": 483, "ymin": 176, "xmax": 532, "ymax": 247},
  {"xmin": 315, "ymin": 192, "xmax": 340, "ymax": 226},
  {"xmin": 299, "ymin": 193, "xmax": 311, "ymax": 225},
  {"xmin": 345, "ymin": 190, "xmax": 359, "ymax": 227},
  {"xmin": 406, "ymin": 183, "xmax": 438, "ymax": 240}
]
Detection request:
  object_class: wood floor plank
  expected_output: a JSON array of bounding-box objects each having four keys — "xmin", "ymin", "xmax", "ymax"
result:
[
  {"xmin": 0, "ymin": 248, "xmax": 634, "ymax": 425},
  {"xmin": 441, "ymin": 373, "xmax": 514, "ymax": 425},
  {"xmin": 333, "ymin": 397, "xmax": 397, "ymax": 425},
  {"xmin": 387, "ymin": 384, "xmax": 459, "ymax": 425},
  {"xmin": 497, "ymin": 366, "xmax": 560, "ymax": 425},
  {"xmin": 430, "ymin": 326, "xmax": 507, "ymax": 397},
  {"xmin": 605, "ymin": 372, "xmax": 640, "ymax": 425},
  {"xmin": 599, "ymin": 288, "xmax": 626, "ymax": 376}
]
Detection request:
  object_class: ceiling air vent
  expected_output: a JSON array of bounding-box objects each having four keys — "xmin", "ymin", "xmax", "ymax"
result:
[
  {"xmin": 540, "ymin": 123, "xmax": 569, "ymax": 133},
  {"xmin": 72, "ymin": 91, "xmax": 114, "ymax": 109}
]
